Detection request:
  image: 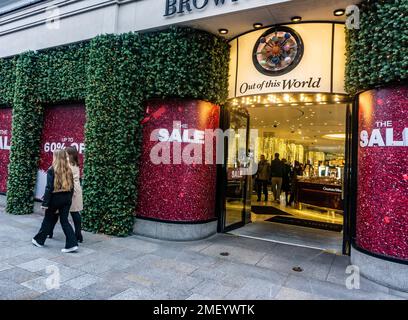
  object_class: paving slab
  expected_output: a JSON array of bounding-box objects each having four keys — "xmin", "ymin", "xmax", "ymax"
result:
[{"xmin": 0, "ymin": 207, "xmax": 406, "ymax": 300}]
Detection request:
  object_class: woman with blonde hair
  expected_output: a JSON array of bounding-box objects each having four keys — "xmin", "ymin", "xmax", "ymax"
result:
[
  {"xmin": 48, "ymin": 146, "xmax": 83, "ymax": 242},
  {"xmin": 32, "ymin": 149, "xmax": 78, "ymax": 253}
]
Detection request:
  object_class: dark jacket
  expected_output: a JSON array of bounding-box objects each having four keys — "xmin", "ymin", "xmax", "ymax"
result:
[
  {"xmin": 270, "ymin": 158, "xmax": 284, "ymax": 178},
  {"xmin": 282, "ymin": 164, "xmax": 292, "ymax": 191},
  {"xmin": 256, "ymin": 160, "xmax": 271, "ymax": 181},
  {"xmin": 42, "ymin": 167, "xmax": 73, "ymax": 208}
]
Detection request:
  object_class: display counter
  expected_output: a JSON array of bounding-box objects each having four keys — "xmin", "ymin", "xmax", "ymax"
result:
[{"xmin": 296, "ymin": 177, "xmax": 343, "ymax": 212}]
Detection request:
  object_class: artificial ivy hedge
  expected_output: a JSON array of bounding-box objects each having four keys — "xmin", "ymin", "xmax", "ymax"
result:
[
  {"xmin": 0, "ymin": 27, "xmax": 230, "ymax": 236},
  {"xmin": 0, "ymin": 57, "xmax": 16, "ymax": 106},
  {"xmin": 345, "ymin": 0, "xmax": 408, "ymax": 94}
]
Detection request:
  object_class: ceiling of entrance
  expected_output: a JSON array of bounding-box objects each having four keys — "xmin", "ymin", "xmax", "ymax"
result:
[
  {"xmin": 247, "ymin": 103, "xmax": 347, "ymax": 154},
  {"xmin": 182, "ymin": 0, "xmax": 360, "ymax": 39}
]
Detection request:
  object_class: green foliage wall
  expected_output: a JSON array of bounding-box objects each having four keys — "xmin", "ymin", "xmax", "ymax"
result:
[
  {"xmin": 6, "ymin": 53, "xmax": 43, "ymax": 215},
  {"xmin": 83, "ymin": 33, "xmax": 144, "ymax": 236},
  {"xmin": 0, "ymin": 27, "xmax": 230, "ymax": 236},
  {"xmin": 345, "ymin": 0, "xmax": 408, "ymax": 94},
  {"xmin": 0, "ymin": 57, "xmax": 16, "ymax": 105},
  {"xmin": 142, "ymin": 28, "xmax": 230, "ymax": 104}
]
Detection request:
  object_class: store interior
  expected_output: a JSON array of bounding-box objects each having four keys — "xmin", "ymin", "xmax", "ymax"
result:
[{"xmin": 224, "ymin": 93, "xmax": 349, "ymax": 253}]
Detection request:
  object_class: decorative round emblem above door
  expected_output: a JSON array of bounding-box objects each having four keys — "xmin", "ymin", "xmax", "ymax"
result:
[{"xmin": 253, "ymin": 26, "xmax": 304, "ymax": 76}]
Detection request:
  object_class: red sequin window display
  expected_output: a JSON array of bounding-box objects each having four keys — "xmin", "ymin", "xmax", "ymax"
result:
[
  {"xmin": 34, "ymin": 104, "xmax": 86, "ymax": 200},
  {"xmin": 0, "ymin": 108, "xmax": 12, "ymax": 193},
  {"xmin": 356, "ymin": 86, "xmax": 408, "ymax": 261},
  {"xmin": 136, "ymin": 99, "xmax": 220, "ymax": 222}
]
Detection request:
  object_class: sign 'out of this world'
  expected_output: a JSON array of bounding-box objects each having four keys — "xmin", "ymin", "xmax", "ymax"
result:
[{"xmin": 228, "ymin": 23, "xmax": 347, "ymax": 98}]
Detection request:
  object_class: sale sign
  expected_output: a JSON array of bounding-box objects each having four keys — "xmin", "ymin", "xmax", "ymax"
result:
[
  {"xmin": 356, "ymin": 86, "xmax": 408, "ymax": 261},
  {"xmin": 0, "ymin": 108, "xmax": 12, "ymax": 193},
  {"xmin": 136, "ymin": 99, "xmax": 220, "ymax": 222},
  {"xmin": 34, "ymin": 104, "xmax": 86, "ymax": 199}
]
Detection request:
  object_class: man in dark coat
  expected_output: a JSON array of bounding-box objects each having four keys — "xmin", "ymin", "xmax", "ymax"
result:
[
  {"xmin": 270, "ymin": 153, "xmax": 284, "ymax": 203},
  {"xmin": 255, "ymin": 154, "xmax": 270, "ymax": 202}
]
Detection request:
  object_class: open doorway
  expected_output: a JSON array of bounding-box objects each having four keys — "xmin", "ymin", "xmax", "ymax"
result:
[{"xmin": 221, "ymin": 94, "xmax": 350, "ymax": 254}]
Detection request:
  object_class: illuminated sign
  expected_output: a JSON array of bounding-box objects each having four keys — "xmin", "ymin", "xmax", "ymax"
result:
[{"xmin": 228, "ymin": 23, "xmax": 347, "ymax": 98}]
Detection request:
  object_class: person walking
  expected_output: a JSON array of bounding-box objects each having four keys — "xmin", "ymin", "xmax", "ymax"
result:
[
  {"xmin": 48, "ymin": 146, "xmax": 83, "ymax": 243},
  {"xmin": 288, "ymin": 160, "xmax": 303, "ymax": 206},
  {"xmin": 281, "ymin": 158, "xmax": 292, "ymax": 206},
  {"xmin": 32, "ymin": 149, "xmax": 78, "ymax": 253},
  {"xmin": 270, "ymin": 153, "xmax": 284, "ymax": 203},
  {"xmin": 255, "ymin": 154, "xmax": 270, "ymax": 202}
]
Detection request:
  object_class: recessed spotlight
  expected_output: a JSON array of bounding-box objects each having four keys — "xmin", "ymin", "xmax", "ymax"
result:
[
  {"xmin": 218, "ymin": 29, "xmax": 228, "ymax": 35},
  {"xmin": 333, "ymin": 9, "xmax": 345, "ymax": 16},
  {"xmin": 291, "ymin": 16, "xmax": 302, "ymax": 23},
  {"xmin": 253, "ymin": 23, "xmax": 263, "ymax": 29}
]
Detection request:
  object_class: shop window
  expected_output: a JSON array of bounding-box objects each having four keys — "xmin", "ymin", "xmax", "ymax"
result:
[{"xmin": 35, "ymin": 104, "xmax": 86, "ymax": 200}]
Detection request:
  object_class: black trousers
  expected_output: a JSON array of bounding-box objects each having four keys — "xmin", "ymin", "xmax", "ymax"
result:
[
  {"xmin": 256, "ymin": 179, "xmax": 268, "ymax": 201},
  {"xmin": 49, "ymin": 211, "xmax": 82, "ymax": 242},
  {"xmin": 33, "ymin": 193, "xmax": 78, "ymax": 249}
]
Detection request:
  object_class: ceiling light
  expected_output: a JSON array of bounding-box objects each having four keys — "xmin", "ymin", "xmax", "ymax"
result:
[
  {"xmin": 218, "ymin": 29, "xmax": 228, "ymax": 35},
  {"xmin": 333, "ymin": 9, "xmax": 345, "ymax": 16},
  {"xmin": 253, "ymin": 23, "xmax": 263, "ymax": 29},
  {"xmin": 291, "ymin": 16, "xmax": 302, "ymax": 22}
]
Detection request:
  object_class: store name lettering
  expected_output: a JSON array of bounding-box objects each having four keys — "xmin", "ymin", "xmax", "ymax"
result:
[
  {"xmin": 0, "ymin": 130, "xmax": 10, "ymax": 150},
  {"xmin": 323, "ymin": 186, "xmax": 342, "ymax": 193},
  {"xmin": 360, "ymin": 121, "xmax": 408, "ymax": 148},
  {"xmin": 164, "ymin": 0, "xmax": 239, "ymax": 17},
  {"xmin": 240, "ymin": 77, "xmax": 321, "ymax": 94}
]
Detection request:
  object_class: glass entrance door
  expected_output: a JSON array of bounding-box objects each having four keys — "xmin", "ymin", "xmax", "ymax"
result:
[
  {"xmin": 342, "ymin": 102, "xmax": 356, "ymax": 255},
  {"xmin": 219, "ymin": 107, "xmax": 251, "ymax": 232}
]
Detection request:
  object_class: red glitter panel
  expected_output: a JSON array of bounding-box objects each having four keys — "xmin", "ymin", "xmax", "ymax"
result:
[
  {"xmin": 0, "ymin": 108, "xmax": 12, "ymax": 193},
  {"xmin": 34, "ymin": 104, "xmax": 86, "ymax": 199},
  {"xmin": 356, "ymin": 85, "xmax": 408, "ymax": 261},
  {"xmin": 136, "ymin": 99, "xmax": 220, "ymax": 222}
]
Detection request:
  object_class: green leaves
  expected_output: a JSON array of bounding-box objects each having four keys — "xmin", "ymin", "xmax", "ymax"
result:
[
  {"xmin": 345, "ymin": 0, "xmax": 408, "ymax": 94},
  {"xmin": 0, "ymin": 27, "xmax": 230, "ymax": 235},
  {"xmin": 6, "ymin": 52, "xmax": 43, "ymax": 214}
]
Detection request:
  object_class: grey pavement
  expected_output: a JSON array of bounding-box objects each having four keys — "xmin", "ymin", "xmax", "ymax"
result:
[{"xmin": 0, "ymin": 197, "xmax": 407, "ymax": 300}]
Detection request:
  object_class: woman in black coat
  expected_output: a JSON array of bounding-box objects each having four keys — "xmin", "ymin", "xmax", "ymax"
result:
[{"xmin": 32, "ymin": 149, "xmax": 78, "ymax": 253}]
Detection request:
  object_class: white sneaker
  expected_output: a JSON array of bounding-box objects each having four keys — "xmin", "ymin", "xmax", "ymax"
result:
[
  {"xmin": 61, "ymin": 246, "xmax": 78, "ymax": 253},
  {"xmin": 32, "ymin": 238, "xmax": 43, "ymax": 248}
]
